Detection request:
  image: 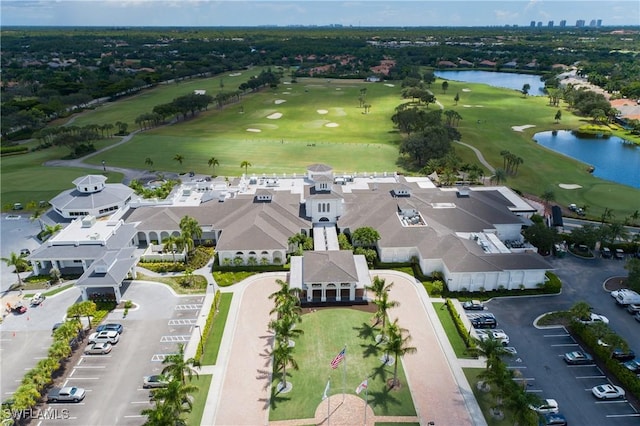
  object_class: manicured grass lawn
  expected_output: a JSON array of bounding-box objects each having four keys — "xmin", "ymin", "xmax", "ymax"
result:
[
  {"xmin": 85, "ymin": 77, "xmax": 403, "ymax": 175},
  {"xmin": 185, "ymin": 374, "xmax": 213, "ymax": 426},
  {"xmin": 434, "ymin": 78, "xmax": 640, "ymax": 220},
  {"xmin": 269, "ymin": 308, "xmax": 416, "ymax": 421},
  {"xmin": 201, "ymin": 292, "xmax": 232, "ymax": 365},
  {"xmin": 213, "ymin": 271, "xmax": 258, "ymax": 287},
  {"xmin": 1, "ymin": 138, "xmax": 123, "ymax": 210},
  {"xmin": 135, "ymin": 272, "xmax": 208, "ymax": 294},
  {"xmin": 433, "ymin": 302, "xmax": 475, "ymax": 359},
  {"xmin": 463, "ymin": 368, "xmax": 512, "ymax": 426}
]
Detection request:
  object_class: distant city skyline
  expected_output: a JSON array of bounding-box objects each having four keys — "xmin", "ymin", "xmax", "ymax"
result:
[{"xmin": 2, "ymin": 1, "xmax": 638, "ymax": 28}]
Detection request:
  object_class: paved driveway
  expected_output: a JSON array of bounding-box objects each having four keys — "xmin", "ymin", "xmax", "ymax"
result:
[{"xmin": 1, "ymin": 214, "xmax": 41, "ymax": 292}]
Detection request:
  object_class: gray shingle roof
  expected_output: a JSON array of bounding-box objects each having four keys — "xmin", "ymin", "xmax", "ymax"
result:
[
  {"xmin": 302, "ymin": 251, "xmax": 359, "ymax": 282},
  {"xmin": 50, "ymin": 185, "xmax": 133, "ymax": 211}
]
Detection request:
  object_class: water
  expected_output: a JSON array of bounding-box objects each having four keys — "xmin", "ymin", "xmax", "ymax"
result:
[
  {"xmin": 434, "ymin": 70, "xmax": 546, "ymax": 96},
  {"xmin": 534, "ymin": 130, "xmax": 640, "ymax": 189}
]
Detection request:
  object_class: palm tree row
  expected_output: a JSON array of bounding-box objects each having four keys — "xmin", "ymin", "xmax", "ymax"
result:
[
  {"xmin": 269, "ymin": 279, "xmax": 303, "ymax": 392},
  {"xmin": 499, "ymin": 150, "xmax": 524, "ymax": 176},
  {"xmin": 473, "ymin": 334, "xmax": 540, "ymax": 425},
  {"xmin": 142, "ymin": 343, "xmax": 201, "ymax": 425},
  {"xmin": 367, "ymin": 276, "xmax": 417, "ymax": 389}
]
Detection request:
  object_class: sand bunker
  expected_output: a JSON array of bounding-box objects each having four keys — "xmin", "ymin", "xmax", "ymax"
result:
[
  {"xmin": 317, "ymin": 109, "xmax": 329, "ymax": 115},
  {"xmin": 384, "ymin": 83, "xmax": 395, "ymax": 87},
  {"xmin": 335, "ymin": 88, "xmax": 341, "ymax": 91},
  {"xmin": 511, "ymin": 124, "xmax": 536, "ymax": 132},
  {"xmin": 274, "ymin": 99, "xmax": 287, "ymax": 104},
  {"xmin": 283, "ymin": 82, "xmax": 291, "ymax": 85},
  {"xmin": 332, "ymin": 108, "xmax": 347, "ymax": 116},
  {"xmin": 267, "ymin": 112, "xmax": 283, "ymax": 119},
  {"xmin": 463, "ymin": 105, "xmax": 472, "ymax": 108},
  {"xmin": 246, "ymin": 128, "xmax": 261, "ymax": 133},
  {"xmin": 229, "ymin": 72, "xmax": 242, "ymax": 77},
  {"xmin": 559, "ymin": 184, "xmax": 583, "ymax": 190},
  {"xmin": 325, "ymin": 122, "xmax": 339, "ymax": 128},
  {"xmin": 462, "ymin": 88, "xmax": 472, "ymax": 92}
]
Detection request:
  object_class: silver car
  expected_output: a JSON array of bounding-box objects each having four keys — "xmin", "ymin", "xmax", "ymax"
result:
[{"xmin": 84, "ymin": 342, "xmax": 113, "ymax": 355}]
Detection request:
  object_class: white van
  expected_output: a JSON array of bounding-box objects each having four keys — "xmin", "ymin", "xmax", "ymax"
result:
[{"xmin": 615, "ymin": 290, "xmax": 640, "ymax": 306}]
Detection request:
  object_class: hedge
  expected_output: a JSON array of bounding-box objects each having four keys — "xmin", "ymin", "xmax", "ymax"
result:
[
  {"xmin": 445, "ymin": 298, "xmax": 477, "ymax": 353},
  {"xmin": 195, "ymin": 290, "xmax": 220, "ymax": 361},
  {"xmin": 569, "ymin": 322, "xmax": 640, "ymax": 400}
]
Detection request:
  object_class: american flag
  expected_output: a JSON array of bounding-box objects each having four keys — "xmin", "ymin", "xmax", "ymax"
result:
[{"xmin": 330, "ymin": 347, "xmax": 346, "ymax": 369}]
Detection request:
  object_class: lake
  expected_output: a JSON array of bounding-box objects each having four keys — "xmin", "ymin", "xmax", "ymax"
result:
[
  {"xmin": 434, "ymin": 70, "xmax": 546, "ymax": 96},
  {"xmin": 534, "ymin": 130, "xmax": 640, "ymax": 189}
]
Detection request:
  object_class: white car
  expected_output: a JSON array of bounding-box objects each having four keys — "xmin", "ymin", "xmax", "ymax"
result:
[
  {"xmin": 611, "ymin": 288, "xmax": 633, "ymax": 298},
  {"xmin": 578, "ymin": 313, "xmax": 609, "ymax": 325},
  {"xmin": 476, "ymin": 329, "xmax": 510, "ymax": 346},
  {"xmin": 529, "ymin": 398, "xmax": 559, "ymax": 414},
  {"xmin": 88, "ymin": 330, "xmax": 120, "ymax": 344},
  {"xmin": 591, "ymin": 384, "xmax": 625, "ymax": 400},
  {"xmin": 30, "ymin": 293, "xmax": 46, "ymax": 306}
]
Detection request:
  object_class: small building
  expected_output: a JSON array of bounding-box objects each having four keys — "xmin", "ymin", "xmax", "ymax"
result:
[
  {"xmin": 50, "ymin": 175, "xmax": 133, "ymax": 219},
  {"xmin": 290, "ymin": 251, "xmax": 371, "ymax": 305}
]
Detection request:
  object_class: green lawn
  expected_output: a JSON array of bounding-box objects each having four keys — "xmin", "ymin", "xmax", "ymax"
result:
[
  {"xmin": 463, "ymin": 368, "xmax": 514, "ymax": 426},
  {"xmin": 200, "ymin": 292, "xmax": 232, "ymax": 365},
  {"xmin": 4, "ymin": 73, "xmax": 639, "ymax": 218},
  {"xmin": 269, "ymin": 308, "xmax": 416, "ymax": 421},
  {"xmin": 434, "ymin": 79, "xmax": 640, "ymax": 220},
  {"xmin": 433, "ymin": 302, "xmax": 475, "ymax": 359},
  {"xmin": 1, "ymin": 138, "xmax": 123, "ymax": 210},
  {"xmin": 185, "ymin": 374, "xmax": 213, "ymax": 426},
  {"xmin": 85, "ymin": 77, "xmax": 403, "ymax": 176}
]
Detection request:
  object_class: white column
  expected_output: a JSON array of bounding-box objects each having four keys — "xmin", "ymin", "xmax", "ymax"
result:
[
  {"xmin": 321, "ymin": 284, "xmax": 326, "ymax": 302},
  {"xmin": 350, "ymin": 285, "xmax": 355, "ymax": 302},
  {"xmin": 114, "ymin": 286, "xmax": 122, "ymax": 304},
  {"xmin": 80, "ymin": 288, "xmax": 88, "ymax": 301}
]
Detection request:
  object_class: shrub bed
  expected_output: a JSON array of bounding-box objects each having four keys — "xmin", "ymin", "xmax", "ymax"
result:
[
  {"xmin": 195, "ymin": 290, "xmax": 220, "ymax": 361},
  {"xmin": 445, "ymin": 298, "xmax": 477, "ymax": 353}
]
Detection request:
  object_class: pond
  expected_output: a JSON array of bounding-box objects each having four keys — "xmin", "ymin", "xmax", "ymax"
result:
[
  {"xmin": 434, "ymin": 70, "xmax": 546, "ymax": 96},
  {"xmin": 533, "ymin": 130, "xmax": 640, "ymax": 189}
]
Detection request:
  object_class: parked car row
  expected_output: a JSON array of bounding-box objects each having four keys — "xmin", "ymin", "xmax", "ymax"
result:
[
  {"xmin": 601, "ymin": 247, "xmax": 626, "ymax": 259},
  {"xmin": 83, "ymin": 323, "xmax": 123, "ymax": 355}
]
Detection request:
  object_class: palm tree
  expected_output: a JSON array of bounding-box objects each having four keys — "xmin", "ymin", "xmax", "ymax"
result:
[
  {"xmin": 161, "ymin": 343, "xmax": 201, "ymax": 385},
  {"xmin": 173, "ymin": 154, "xmax": 184, "ymax": 166},
  {"xmin": 540, "ymin": 189, "xmax": 555, "ymax": 216},
  {"xmin": 48, "ymin": 339, "xmax": 72, "ymax": 360},
  {"xmin": 145, "ymin": 157, "xmax": 154, "ymax": 168},
  {"xmin": 521, "ymin": 83, "xmax": 531, "ymax": 96},
  {"xmin": 162, "ymin": 235, "xmax": 180, "ymax": 263},
  {"xmin": 441, "ymin": 81, "xmax": 449, "ymax": 93},
  {"xmin": 149, "ymin": 379, "xmax": 198, "ymax": 419},
  {"xmin": 2, "ymin": 252, "xmax": 29, "ymax": 286},
  {"xmin": 503, "ymin": 384, "xmax": 540, "ymax": 426},
  {"xmin": 383, "ymin": 319, "xmax": 417, "ymax": 388},
  {"xmin": 67, "ymin": 300, "xmax": 96, "ymax": 329},
  {"xmin": 490, "ymin": 168, "xmax": 507, "ymax": 185},
  {"xmin": 269, "ymin": 279, "xmax": 301, "ymax": 319},
  {"xmin": 207, "ymin": 157, "xmax": 219, "ymax": 174},
  {"xmin": 142, "ymin": 401, "xmax": 185, "ymax": 426},
  {"xmin": 554, "ymin": 110, "xmax": 562, "ymax": 123},
  {"xmin": 272, "ymin": 338, "xmax": 299, "ymax": 391},
  {"xmin": 42, "ymin": 223, "xmax": 62, "ymax": 240},
  {"xmin": 473, "ymin": 334, "xmax": 514, "ymax": 372},
  {"xmin": 269, "ymin": 314, "xmax": 304, "ymax": 348},
  {"xmin": 454, "ymin": 93, "xmax": 460, "ymax": 105},
  {"xmin": 240, "ymin": 160, "xmax": 252, "ymax": 175},
  {"xmin": 179, "ymin": 215, "xmax": 202, "ymax": 251},
  {"xmin": 366, "ymin": 276, "xmax": 393, "ymax": 301},
  {"xmin": 374, "ymin": 290, "xmax": 399, "ymax": 331},
  {"xmin": 30, "ymin": 208, "xmax": 45, "ymax": 231}
]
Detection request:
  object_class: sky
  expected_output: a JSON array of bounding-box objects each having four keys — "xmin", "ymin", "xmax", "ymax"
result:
[{"xmin": 1, "ymin": 0, "xmax": 638, "ymax": 28}]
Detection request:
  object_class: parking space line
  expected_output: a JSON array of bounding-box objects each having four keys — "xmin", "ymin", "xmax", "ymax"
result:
[
  {"xmin": 160, "ymin": 335, "xmax": 190, "ymax": 342},
  {"xmin": 550, "ymin": 343, "xmax": 579, "ymax": 347},
  {"xmin": 506, "ymin": 366, "xmax": 527, "ymax": 369},
  {"xmin": 575, "ymin": 375, "xmax": 606, "ymax": 379},
  {"xmin": 595, "ymin": 400, "xmax": 629, "ymax": 404},
  {"xmin": 168, "ymin": 319, "xmax": 197, "ymax": 325},
  {"xmin": 174, "ymin": 304, "xmax": 202, "ymax": 310},
  {"xmin": 66, "ymin": 377, "xmax": 100, "ymax": 380},
  {"xmin": 606, "ymin": 413, "xmax": 640, "ymax": 417},
  {"xmin": 130, "ymin": 401, "xmax": 151, "ymax": 404},
  {"xmin": 151, "ymin": 353, "xmax": 176, "ymax": 362},
  {"xmin": 124, "ymin": 415, "xmax": 145, "ymax": 418},
  {"xmin": 74, "ymin": 365, "xmax": 106, "ymax": 369},
  {"xmin": 543, "ymin": 334, "xmax": 571, "ymax": 337},
  {"xmin": 566, "ymin": 364, "xmax": 596, "ymax": 367}
]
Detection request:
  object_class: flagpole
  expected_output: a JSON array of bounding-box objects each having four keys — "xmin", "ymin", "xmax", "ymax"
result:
[
  {"xmin": 342, "ymin": 344, "xmax": 347, "ymax": 402},
  {"xmin": 363, "ymin": 378, "xmax": 368, "ymax": 426}
]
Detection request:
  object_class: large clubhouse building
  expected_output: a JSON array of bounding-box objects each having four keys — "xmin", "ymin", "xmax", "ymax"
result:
[{"xmin": 29, "ymin": 164, "xmax": 552, "ymax": 303}]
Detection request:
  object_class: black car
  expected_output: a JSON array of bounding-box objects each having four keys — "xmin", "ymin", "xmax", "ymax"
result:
[
  {"xmin": 462, "ymin": 300, "xmax": 485, "ymax": 310},
  {"xmin": 612, "ymin": 348, "xmax": 636, "ymax": 362},
  {"xmin": 539, "ymin": 412, "xmax": 567, "ymax": 426},
  {"xmin": 471, "ymin": 315, "xmax": 497, "ymax": 329}
]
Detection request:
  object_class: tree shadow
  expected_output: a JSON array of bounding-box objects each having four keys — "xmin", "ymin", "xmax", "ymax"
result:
[
  {"xmin": 367, "ymin": 381, "xmax": 401, "ymax": 413},
  {"xmin": 360, "ymin": 341, "xmax": 381, "ymax": 359},
  {"xmin": 353, "ymin": 321, "xmax": 377, "ymax": 341},
  {"xmin": 369, "ymin": 362, "xmax": 389, "ymax": 383}
]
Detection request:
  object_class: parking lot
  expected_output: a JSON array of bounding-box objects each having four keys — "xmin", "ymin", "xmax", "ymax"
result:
[
  {"xmin": 2, "ymin": 282, "xmax": 206, "ymax": 426},
  {"xmin": 469, "ymin": 310, "xmax": 639, "ymax": 425}
]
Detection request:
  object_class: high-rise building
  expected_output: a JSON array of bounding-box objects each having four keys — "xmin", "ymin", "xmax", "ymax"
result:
[
  {"xmin": 597, "ymin": 19, "xmax": 603, "ymax": 27},
  {"xmin": 576, "ymin": 19, "xmax": 586, "ymax": 27},
  {"xmin": 548, "ymin": 21, "xmax": 554, "ymax": 28},
  {"xmin": 530, "ymin": 21, "xmax": 536, "ymax": 27},
  {"xmin": 560, "ymin": 20, "xmax": 567, "ymax": 27},
  {"xmin": 589, "ymin": 19, "xmax": 597, "ymax": 27},
  {"xmin": 537, "ymin": 21, "xmax": 543, "ymax": 27}
]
